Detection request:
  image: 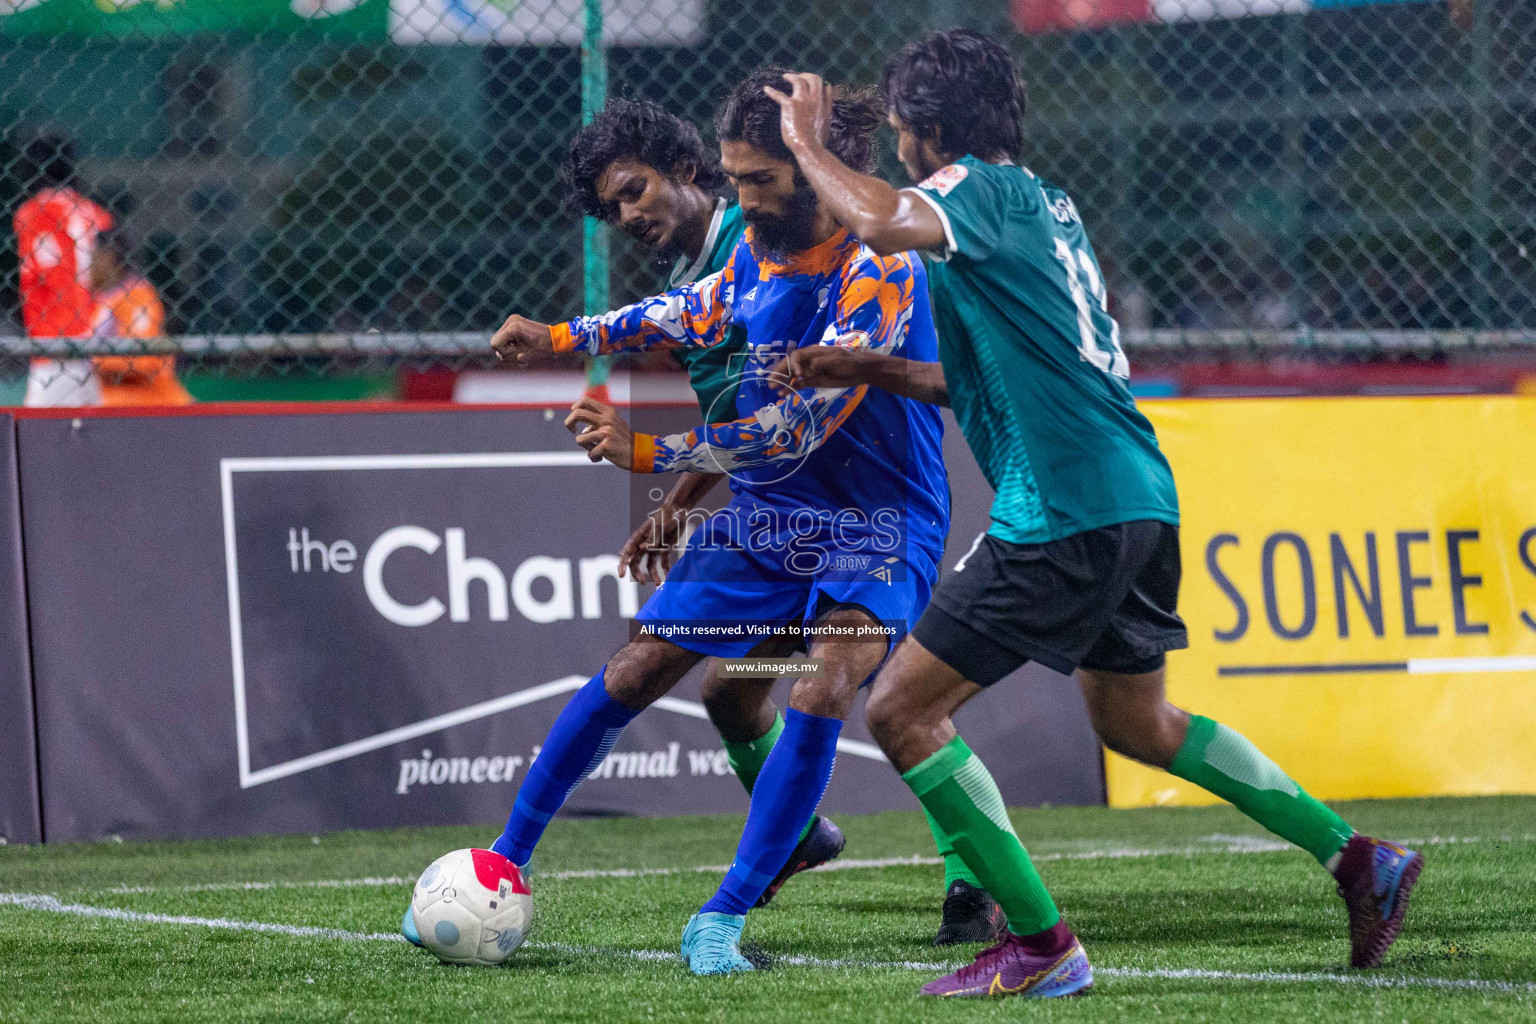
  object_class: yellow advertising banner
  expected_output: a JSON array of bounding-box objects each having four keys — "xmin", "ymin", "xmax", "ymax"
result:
[{"xmin": 1109, "ymin": 396, "xmax": 1536, "ymax": 807}]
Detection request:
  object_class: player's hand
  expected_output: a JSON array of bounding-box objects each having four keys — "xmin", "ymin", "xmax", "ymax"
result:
[
  {"xmin": 618, "ymin": 504, "xmax": 686, "ymax": 583},
  {"xmin": 763, "ymin": 72, "xmax": 832, "ymax": 156},
  {"xmin": 565, "ymin": 396, "xmax": 635, "ymax": 471},
  {"xmin": 490, "ymin": 314, "xmax": 555, "ymax": 363},
  {"xmin": 769, "ymin": 343, "xmax": 868, "ymax": 394}
]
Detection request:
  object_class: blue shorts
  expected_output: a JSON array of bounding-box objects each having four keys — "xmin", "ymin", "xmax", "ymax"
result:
[{"xmin": 635, "ymin": 508, "xmax": 937, "ymax": 661}]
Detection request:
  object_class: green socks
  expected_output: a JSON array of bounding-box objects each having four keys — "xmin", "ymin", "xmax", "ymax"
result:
[
  {"xmin": 1169, "ymin": 715, "xmax": 1353, "ymax": 866},
  {"xmin": 723, "ymin": 712, "xmax": 814, "ymax": 843},
  {"xmin": 903, "ymin": 736, "xmax": 1060, "ymax": 936},
  {"xmin": 724, "ymin": 714, "xmax": 988, "ymax": 887},
  {"xmin": 923, "ymin": 806, "xmax": 983, "ymax": 890},
  {"xmin": 723, "ymin": 712, "xmax": 784, "ymax": 793}
]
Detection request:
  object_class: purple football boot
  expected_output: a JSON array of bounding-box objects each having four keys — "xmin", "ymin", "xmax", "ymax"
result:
[
  {"xmin": 919, "ymin": 922, "xmax": 1092, "ymax": 999},
  {"xmin": 1335, "ymin": 833, "xmax": 1424, "ymax": 968},
  {"xmin": 753, "ymin": 815, "xmax": 845, "ymax": 908}
]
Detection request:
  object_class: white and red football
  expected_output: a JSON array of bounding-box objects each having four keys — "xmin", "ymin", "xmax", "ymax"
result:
[{"xmin": 410, "ymin": 848, "xmax": 533, "ymax": 965}]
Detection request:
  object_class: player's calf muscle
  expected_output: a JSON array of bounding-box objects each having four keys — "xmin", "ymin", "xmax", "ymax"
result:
[
  {"xmin": 867, "ymin": 696, "xmax": 958, "ymax": 773},
  {"xmin": 702, "ymin": 634, "xmax": 800, "ymax": 740},
  {"xmin": 1076, "ymin": 667, "xmax": 1190, "ymax": 769},
  {"xmin": 701, "ymin": 671, "xmax": 778, "ymax": 743}
]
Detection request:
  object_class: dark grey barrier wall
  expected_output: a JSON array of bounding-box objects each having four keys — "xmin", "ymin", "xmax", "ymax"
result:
[
  {"xmin": 0, "ymin": 414, "xmax": 42, "ymax": 845},
  {"xmin": 18, "ymin": 405, "xmax": 1100, "ymax": 842}
]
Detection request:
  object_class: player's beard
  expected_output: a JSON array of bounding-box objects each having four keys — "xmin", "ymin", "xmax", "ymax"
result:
[
  {"xmin": 648, "ymin": 237, "xmax": 686, "ymax": 275},
  {"xmin": 745, "ymin": 183, "xmax": 819, "ymax": 264},
  {"xmin": 911, "ymin": 149, "xmax": 946, "ymax": 185}
]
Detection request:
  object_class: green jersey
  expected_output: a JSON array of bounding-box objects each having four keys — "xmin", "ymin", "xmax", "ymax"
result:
[
  {"xmin": 907, "ymin": 155, "xmax": 1178, "ymax": 544},
  {"xmin": 667, "ymin": 199, "xmax": 748, "ymax": 423}
]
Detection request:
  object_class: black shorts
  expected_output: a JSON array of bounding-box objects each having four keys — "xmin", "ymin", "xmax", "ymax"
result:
[{"xmin": 912, "ymin": 519, "xmax": 1188, "ymax": 686}]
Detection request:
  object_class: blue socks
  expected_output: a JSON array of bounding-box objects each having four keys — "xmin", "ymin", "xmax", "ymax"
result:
[
  {"xmin": 491, "ymin": 668, "xmax": 641, "ymax": 866},
  {"xmin": 699, "ymin": 708, "xmax": 843, "ymax": 916},
  {"xmin": 491, "ymin": 672, "xmax": 843, "ymax": 921}
]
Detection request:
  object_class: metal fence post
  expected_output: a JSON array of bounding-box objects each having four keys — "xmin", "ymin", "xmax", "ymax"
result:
[
  {"xmin": 1470, "ymin": 0, "xmax": 1495, "ymax": 330},
  {"xmin": 582, "ymin": 0, "xmax": 611, "ymax": 392}
]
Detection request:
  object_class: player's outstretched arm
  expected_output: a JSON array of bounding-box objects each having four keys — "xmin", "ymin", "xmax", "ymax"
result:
[
  {"xmin": 562, "ymin": 380, "xmax": 832, "ymax": 477},
  {"xmin": 781, "ymin": 345, "xmax": 949, "ymax": 407},
  {"xmin": 490, "ymin": 313, "xmax": 556, "ymax": 364},
  {"xmin": 764, "ymin": 73, "xmax": 946, "ymax": 257},
  {"xmin": 601, "ymin": 373, "xmax": 864, "ymax": 475},
  {"xmin": 630, "ymin": 251, "xmax": 920, "ymax": 474},
  {"xmin": 495, "ymin": 266, "xmax": 737, "ymax": 364}
]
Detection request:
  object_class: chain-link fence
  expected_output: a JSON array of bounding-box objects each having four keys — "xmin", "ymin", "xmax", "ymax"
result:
[{"xmin": 2, "ymin": 0, "xmax": 1534, "ymax": 391}]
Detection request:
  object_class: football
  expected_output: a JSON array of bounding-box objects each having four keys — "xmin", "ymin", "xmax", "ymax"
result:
[{"xmin": 410, "ymin": 848, "xmax": 533, "ymax": 965}]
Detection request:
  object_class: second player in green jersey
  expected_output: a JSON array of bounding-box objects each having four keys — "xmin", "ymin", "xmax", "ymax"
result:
[
  {"xmin": 908, "ymin": 154, "xmax": 1177, "ymax": 543},
  {"xmin": 767, "ymin": 30, "xmax": 1425, "ymax": 998},
  {"xmin": 666, "ymin": 198, "xmax": 747, "ymax": 424}
]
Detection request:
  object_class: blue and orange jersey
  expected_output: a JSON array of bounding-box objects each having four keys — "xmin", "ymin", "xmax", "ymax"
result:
[{"xmin": 553, "ymin": 227, "xmax": 950, "ymax": 567}]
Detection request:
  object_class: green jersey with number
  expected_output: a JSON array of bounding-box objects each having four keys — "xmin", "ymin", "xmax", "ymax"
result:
[
  {"xmin": 668, "ymin": 199, "xmax": 748, "ymax": 423},
  {"xmin": 907, "ymin": 155, "xmax": 1178, "ymax": 544}
]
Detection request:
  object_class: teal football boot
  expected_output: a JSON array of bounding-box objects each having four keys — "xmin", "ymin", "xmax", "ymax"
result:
[
  {"xmin": 401, "ymin": 903, "xmax": 424, "ymax": 948},
  {"xmin": 680, "ymin": 912, "xmax": 753, "ymax": 975}
]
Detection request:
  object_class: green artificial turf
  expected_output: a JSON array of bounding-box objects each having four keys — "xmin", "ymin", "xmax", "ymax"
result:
[{"xmin": 2, "ymin": 796, "xmax": 1533, "ymax": 1023}]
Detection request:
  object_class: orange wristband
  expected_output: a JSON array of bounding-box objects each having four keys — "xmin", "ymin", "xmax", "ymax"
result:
[
  {"xmin": 549, "ymin": 322, "xmax": 576, "ymax": 354},
  {"xmin": 632, "ymin": 433, "xmax": 658, "ymax": 473}
]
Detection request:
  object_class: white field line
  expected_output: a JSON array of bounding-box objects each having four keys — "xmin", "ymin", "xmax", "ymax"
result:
[
  {"xmin": 3, "ymin": 891, "xmax": 1532, "ymax": 996},
  {"xmin": 107, "ymin": 875, "xmax": 417, "ymax": 896},
  {"xmin": 98, "ymin": 831, "xmax": 1533, "ymax": 896},
  {"xmin": 0, "ymin": 892, "xmax": 405, "ymax": 942},
  {"xmin": 1102, "ymin": 967, "xmax": 1536, "ymax": 995}
]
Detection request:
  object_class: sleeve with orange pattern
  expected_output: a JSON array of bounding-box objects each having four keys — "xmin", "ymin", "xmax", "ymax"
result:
[
  {"xmin": 633, "ymin": 252, "xmax": 917, "ymax": 474},
  {"xmin": 555, "ymin": 259, "xmax": 737, "ymax": 357}
]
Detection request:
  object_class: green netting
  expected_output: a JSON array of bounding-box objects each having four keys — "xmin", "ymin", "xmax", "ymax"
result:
[{"xmin": 1, "ymin": 0, "xmax": 1533, "ymax": 388}]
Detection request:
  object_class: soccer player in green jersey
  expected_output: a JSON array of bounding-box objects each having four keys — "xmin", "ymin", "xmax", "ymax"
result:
[
  {"xmin": 561, "ymin": 98, "xmax": 747, "ymax": 583},
  {"xmin": 765, "ymin": 31, "xmax": 1424, "ymax": 996}
]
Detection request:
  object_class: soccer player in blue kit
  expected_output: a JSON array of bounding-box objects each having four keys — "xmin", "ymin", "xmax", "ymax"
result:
[
  {"xmin": 561, "ymin": 96, "xmax": 1001, "ymax": 944},
  {"xmin": 480, "ymin": 70, "xmax": 952, "ymax": 974}
]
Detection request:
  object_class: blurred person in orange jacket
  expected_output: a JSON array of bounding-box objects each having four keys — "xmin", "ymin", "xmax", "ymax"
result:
[
  {"xmin": 14, "ymin": 135, "xmax": 109, "ymax": 406},
  {"xmin": 89, "ymin": 227, "xmax": 191, "ymax": 406}
]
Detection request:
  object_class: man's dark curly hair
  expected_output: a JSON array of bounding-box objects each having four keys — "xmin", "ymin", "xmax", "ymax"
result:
[
  {"xmin": 715, "ymin": 68, "xmax": 881, "ymax": 174},
  {"xmin": 881, "ymin": 30, "xmax": 1027, "ymax": 162},
  {"xmin": 562, "ymin": 97, "xmax": 726, "ymax": 219}
]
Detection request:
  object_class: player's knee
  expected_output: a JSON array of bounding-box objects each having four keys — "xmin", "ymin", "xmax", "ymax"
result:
[
  {"xmin": 788, "ymin": 672, "xmax": 858, "ymax": 721},
  {"xmin": 604, "ymin": 637, "xmax": 697, "ymax": 709},
  {"xmin": 601, "ymin": 665, "xmax": 653, "ymax": 709}
]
